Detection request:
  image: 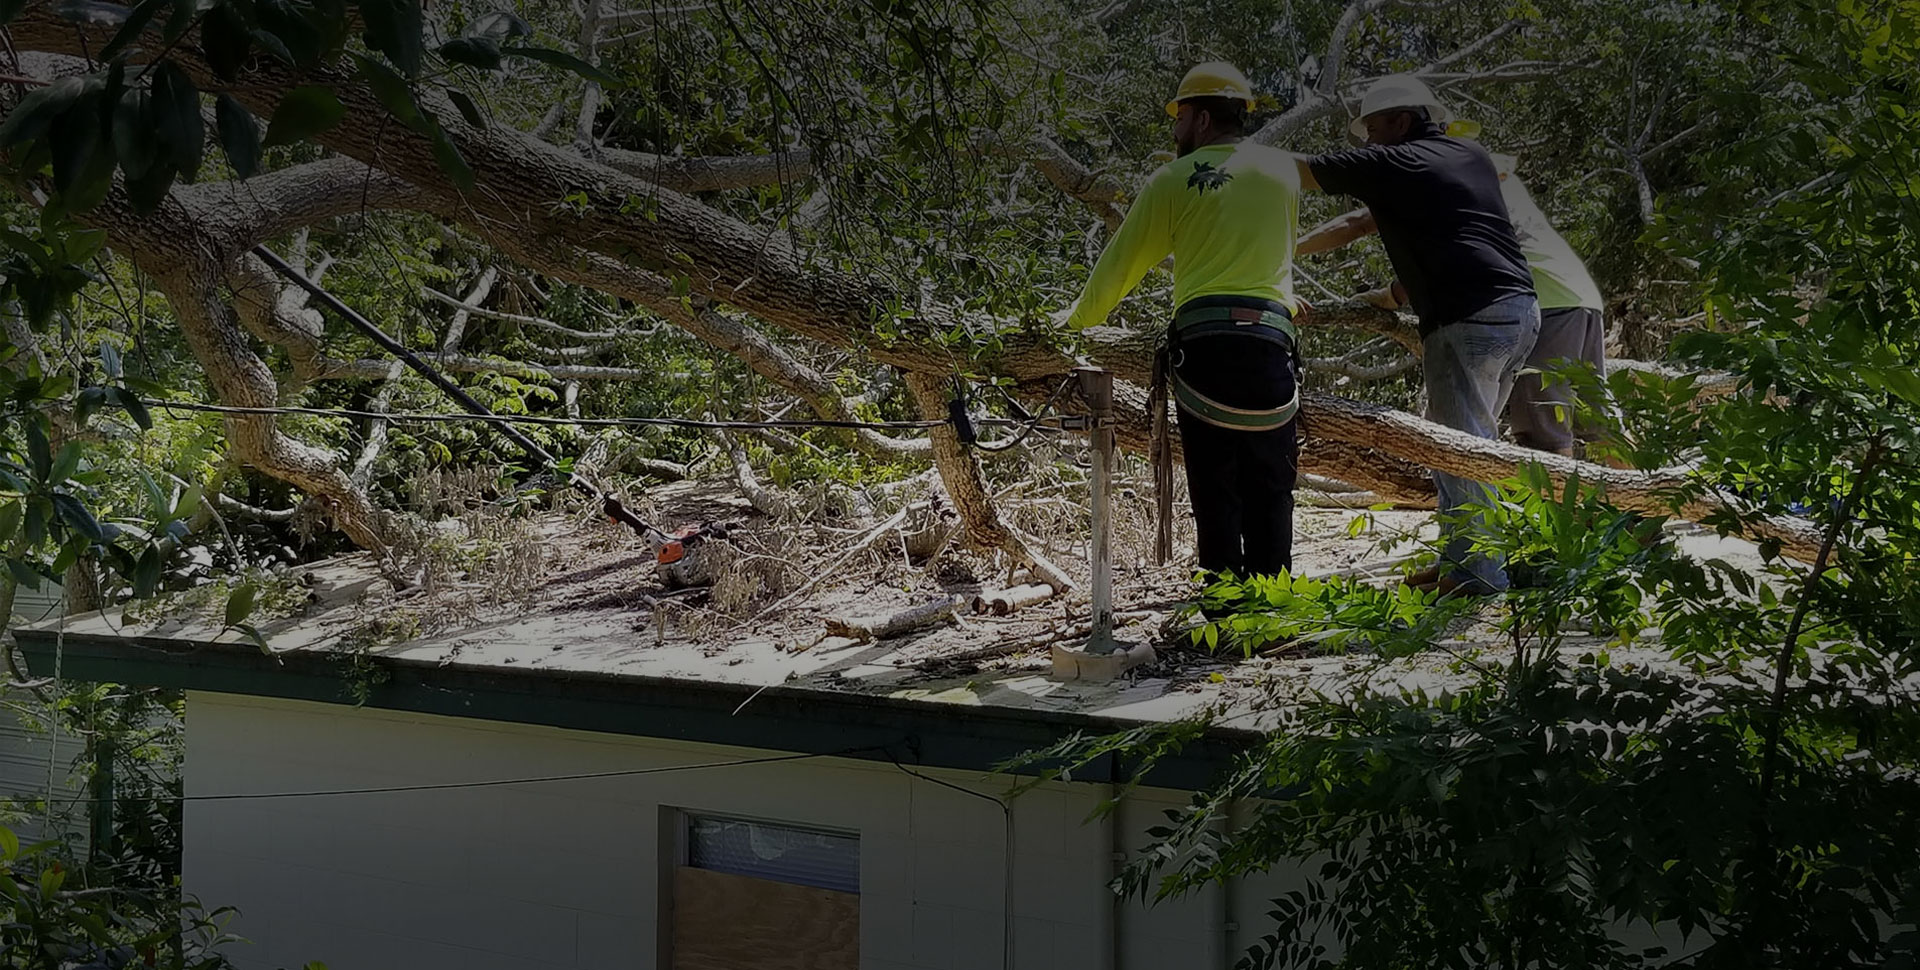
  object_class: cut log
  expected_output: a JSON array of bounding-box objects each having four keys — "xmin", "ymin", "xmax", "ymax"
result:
[
  {"xmin": 971, "ymin": 583, "xmax": 1058, "ymax": 616},
  {"xmin": 826, "ymin": 594, "xmax": 967, "ymax": 642}
]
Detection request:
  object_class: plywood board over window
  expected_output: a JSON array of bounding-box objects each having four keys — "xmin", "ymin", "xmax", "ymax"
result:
[{"xmin": 670, "ymin": 813, "xmax": 859, "ymax": 970}]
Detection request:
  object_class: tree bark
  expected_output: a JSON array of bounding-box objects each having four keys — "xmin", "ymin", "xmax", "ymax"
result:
[
  {"xmin": 58, "ymin": 188, "xmax": 391, "ymax": 553},
  {"xmin": 903, "ymin": 371, "xmax": 1075, "ymax": 590}
]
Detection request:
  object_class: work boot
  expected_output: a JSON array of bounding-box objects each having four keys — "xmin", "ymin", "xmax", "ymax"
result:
[
  {"xmin": 1433, "ymin": 573, "xmax": 1502, "ymax": 599},
  {"xmin": 1404, "ymin": 563, "xmax": 1443, "ymax": 590}
]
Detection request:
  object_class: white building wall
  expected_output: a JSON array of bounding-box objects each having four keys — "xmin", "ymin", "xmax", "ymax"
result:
[{"xmin": 183, "ymin": 691, "xmax": 1300, "ymax": 970}]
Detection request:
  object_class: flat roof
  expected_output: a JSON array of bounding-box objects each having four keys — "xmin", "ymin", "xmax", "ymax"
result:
[{"xmin": 11, "ymin": 484, "xmax": 1769, "ymax": 787}]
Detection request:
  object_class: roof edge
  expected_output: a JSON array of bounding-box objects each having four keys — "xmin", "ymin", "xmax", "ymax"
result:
[{"xmin": 13, "ymin": 628, "xmax": 1255, "ymax": 791}]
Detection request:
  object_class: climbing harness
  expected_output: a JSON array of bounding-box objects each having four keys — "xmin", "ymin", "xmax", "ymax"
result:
[
  {"xmin": 1167, "ymin": 297, "xmax": 1302, "ymax": 432},
  {"xmin": 1150, "ymin": 295, "xmax": 1304, "ymax": 564}
]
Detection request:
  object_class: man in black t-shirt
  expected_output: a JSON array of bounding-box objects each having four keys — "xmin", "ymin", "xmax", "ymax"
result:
[{"xmin": 1295, "ymin": 75, "xmax": 1541, "ymax": 596}]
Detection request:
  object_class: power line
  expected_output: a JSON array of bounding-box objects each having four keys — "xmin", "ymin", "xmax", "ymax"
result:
[
  {"xmin": 22, "ymin": 745, "xmax": 896, "ymax": 806},
  {"xmin": 150, "ymin": 399, "xmax": 948, "ymax": 432},
  {"xmin": 144, "ymin": 399, "xmax": 1073, "ymax": 437}
]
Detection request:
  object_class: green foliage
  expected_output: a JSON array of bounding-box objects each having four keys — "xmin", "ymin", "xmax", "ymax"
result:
[
  {"xmin": 0, "ymin": 0, "xmax": 604, "ymax": 211},
  {"xmin": 1192, "ymin": 571, "xmax": 1462, "ymax": 658},
  {"xmin": 0, "ymin": 818, "xmax": 241, "ymax": 969},
  {"xmin": 1023, "ymin": 4, "xmax": 1920, "ymax": 965}
]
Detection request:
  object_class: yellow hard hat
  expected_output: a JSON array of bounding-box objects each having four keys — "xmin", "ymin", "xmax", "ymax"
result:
[{"xmin": 1166, "ymin": 61, "xmax": 1256, "ymax": 118}]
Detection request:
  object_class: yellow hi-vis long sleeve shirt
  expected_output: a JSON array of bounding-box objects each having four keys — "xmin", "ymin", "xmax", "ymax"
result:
[{"xmin": 1064, "ymin": 141, "xmax": 1303, "ymax": 331}]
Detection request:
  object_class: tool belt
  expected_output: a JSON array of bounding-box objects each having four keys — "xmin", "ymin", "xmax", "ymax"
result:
[
  {"xmin": 1150, "ymin": 296, "xmax": 1302, "ymax": 563},
  {"xmin": 1167, "ymin": 296, "xmax": 1301, "ymax": 432}
]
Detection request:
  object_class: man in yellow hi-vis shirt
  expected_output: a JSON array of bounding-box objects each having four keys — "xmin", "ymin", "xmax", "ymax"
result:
[{"xmin": 1060, "ymin": 62, "xmax": 1304, "ymax": 581}]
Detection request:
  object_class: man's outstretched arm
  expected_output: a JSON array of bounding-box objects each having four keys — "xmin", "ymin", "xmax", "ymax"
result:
[
  {"xmin": 1062, "ymin": 179, "xmax": 1174, "ymax": 330},
  {"xmin": 1297, "ymin": 207, "xmax": 1378, "ymax": 256}
]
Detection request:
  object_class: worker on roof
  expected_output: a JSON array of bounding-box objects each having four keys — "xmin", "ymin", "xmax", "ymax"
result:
[
  {"xmin": 1297, "ymin": 153, "xmax": 1614, "ymax": 459},
  {"xmin": 1060, "ymin": 61, "xmax": 1305, "ymax": 586},
  {"xmin": 1292, "ymin": 75, "xmax": 1540, "ymax": 597}
]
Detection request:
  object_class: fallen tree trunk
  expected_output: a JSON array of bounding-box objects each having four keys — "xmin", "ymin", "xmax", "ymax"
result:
[{"xmin": 1305, "ymin": 395, "xmax": 1822, "ymax": 560}]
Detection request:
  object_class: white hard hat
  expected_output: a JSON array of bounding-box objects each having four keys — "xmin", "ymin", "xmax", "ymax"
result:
[{"xmin": 1348, "ymin": 74, "xmax": 1453, "ymax": 141}]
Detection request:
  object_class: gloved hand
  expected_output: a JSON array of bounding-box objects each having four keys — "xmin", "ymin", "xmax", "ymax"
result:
[{"xmin": 1357, "ymin": 284, "xmax": 1403, "ymax": 311}]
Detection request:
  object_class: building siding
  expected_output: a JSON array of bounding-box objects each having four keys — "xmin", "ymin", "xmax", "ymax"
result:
[
  {"xmin": 183, "ymin": 691, "xmax": 1303, "ymax": 970},
  {"xmin": 2, "ymin": 581, "xmax": 89, "ymax": 847}
]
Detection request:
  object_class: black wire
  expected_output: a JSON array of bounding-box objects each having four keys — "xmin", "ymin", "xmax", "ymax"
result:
[
  {"xmin": 973, "ymin": 376, "xmax": 1078, "ymax": 453},
  {"xmin": 141, "ymin": 399, "xmax": 1075, "ymax": 439},
  {"xmin": 884, "ymin": 750, "xmax": 1009, "ymax": 810},
  {"xmin": 23, "ymin": 745, "xmax": 894, "ymax": 806},
  {"xmin": 147, "ymin": 399, "xmax": 955, "ymax": 432}
]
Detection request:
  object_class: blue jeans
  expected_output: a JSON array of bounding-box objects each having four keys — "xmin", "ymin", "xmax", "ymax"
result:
[{"xmin": 1422, "ymin": 294, "xmax": 1541, "ymax": 592}]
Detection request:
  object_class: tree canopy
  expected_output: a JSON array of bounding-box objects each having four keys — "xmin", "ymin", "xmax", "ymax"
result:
[{"xmin": 2, "ymin": 0, "xmax": 1919, "ymax": 963}]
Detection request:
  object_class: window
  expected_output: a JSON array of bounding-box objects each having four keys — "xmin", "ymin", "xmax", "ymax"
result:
[
  {"xmin": 685, "ymin": 813, "xmax": 860, "ymax": 893},
  {"xmin": 670, "ymin": 813, "xmax": 861, "ymax": 970}
]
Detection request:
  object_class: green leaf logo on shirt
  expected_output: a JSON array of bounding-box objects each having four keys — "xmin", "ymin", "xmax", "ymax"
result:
[{"xmin": 1187, "ymin": 161, "xmax": 1234, "ymax": 195}]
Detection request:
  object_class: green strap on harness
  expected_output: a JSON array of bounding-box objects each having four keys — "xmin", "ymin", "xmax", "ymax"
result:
[
  {"xmin": 1168, "ymin": 304, "xmax": 1300, "ymax": 432},
  {"xmin": 1171, "ymin": 304, "xmax": 1300, "ymax": 347},
  {"xmin": 1173, "ymin": 380, "xmax": 1300, "ymax": 431}
]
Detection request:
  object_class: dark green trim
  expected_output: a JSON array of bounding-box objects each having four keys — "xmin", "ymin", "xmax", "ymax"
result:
[{"xmin": 14, "ymin": 631, "xmax": 1257, "ymax": 791}]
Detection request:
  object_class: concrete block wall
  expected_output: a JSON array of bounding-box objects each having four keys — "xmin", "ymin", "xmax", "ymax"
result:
[{"xmin": 183, "ymin": 692, "xmax": 1283, "ymax": 970}]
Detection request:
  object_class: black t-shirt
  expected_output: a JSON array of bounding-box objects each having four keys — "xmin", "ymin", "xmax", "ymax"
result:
[{"xmin": 1308, "ymin": 125, "xmax": 1534, "ymax": 334}]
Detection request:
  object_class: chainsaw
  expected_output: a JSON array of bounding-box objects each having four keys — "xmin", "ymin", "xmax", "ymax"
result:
[{"xmin": 604, "ymin": 497, "xmax": 735, "ymax": 588}]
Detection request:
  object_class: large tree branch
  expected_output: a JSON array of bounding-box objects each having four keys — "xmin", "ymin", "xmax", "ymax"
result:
[
  {"xmin": 978, "ymin": 132, "xmax": 1125, "ymax": 230},
  {"xmin": 598, "ymin": 148, "xmax": 816, "ymax": 192},
  {"xmin": 1305, "ymin": 395, "xmax": 1823, "ymax": 560},
  {"xmin": 173, "ymin": 156, "xmax": 425, "ymax": 246},
  {"xmin": 64, "ymin": 190, "xmax": 390, "ymax": 552}
]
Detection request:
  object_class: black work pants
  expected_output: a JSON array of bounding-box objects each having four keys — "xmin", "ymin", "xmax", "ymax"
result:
[{"xmin": 1173, "ymin": 334, "xmax": 1299, "ymax": 576}]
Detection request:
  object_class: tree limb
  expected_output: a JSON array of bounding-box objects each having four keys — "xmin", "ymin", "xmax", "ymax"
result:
[
  {"xmin": 599, "ymin": 148, "xmax": 816, "ymax": 191},
  {"xmin": 421, "ymin": 284, "xmax": 642, "ymax": 342},
  {"xmin": 904, "ymin": 371, "xmax": 1075, "ymax": 591}
]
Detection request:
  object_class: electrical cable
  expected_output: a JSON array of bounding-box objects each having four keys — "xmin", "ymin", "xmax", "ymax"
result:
[
  {"xmin": 884, "ymin": 750, "xmax": 1016, "ymax": 970},
  {"xmin": 29, "ymin": 744, "xmax": 894, "ymax": 806},
  {"xmin": 973, "ymin": 375, "xmax": 1079, "ymax": 453},
  {"xmin": 145, "ymin": 399, "xmax": 957, "ymax": 432}
]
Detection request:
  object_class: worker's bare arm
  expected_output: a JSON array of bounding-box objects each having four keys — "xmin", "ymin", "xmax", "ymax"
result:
[
  {"xmin": 1294, "ymin": 155, "xmax": 1321, "ymax": 192},
  {"xmin": 1297, "ymin": 207, "xmax": 1379, "ymax": 256}
]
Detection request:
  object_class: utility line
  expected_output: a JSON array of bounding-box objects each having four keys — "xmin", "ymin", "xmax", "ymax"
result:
[
  {"xmin": 26, "ymin": 745, "xmax": 894, "ymax": 805},
  {"xmin": 145, "ymin": 399, "xmax": 982, "ymax": 433}
]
